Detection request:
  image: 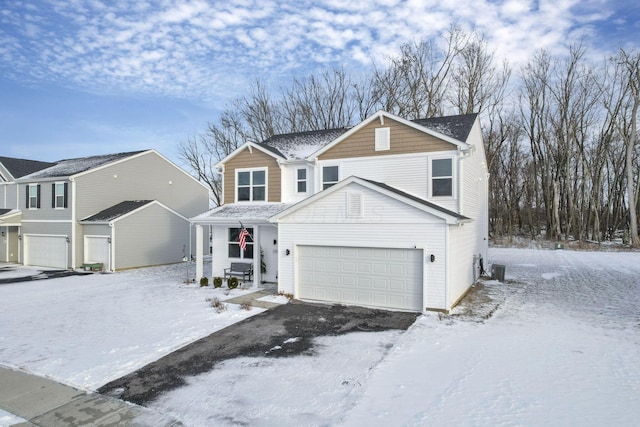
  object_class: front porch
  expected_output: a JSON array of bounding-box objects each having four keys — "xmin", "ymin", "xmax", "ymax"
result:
[{"xmin": 191, "ymin": 203, "xmax": 290, "ymax": 288}]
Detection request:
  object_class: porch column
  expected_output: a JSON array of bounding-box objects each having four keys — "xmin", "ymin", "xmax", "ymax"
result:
[
  {"xmin": 253, "ymin": 225, "xmax": 260, "ymax": 287},
  {"xmin": 195, "ymin": 224, "xmax": 204, "ymax": 280}
]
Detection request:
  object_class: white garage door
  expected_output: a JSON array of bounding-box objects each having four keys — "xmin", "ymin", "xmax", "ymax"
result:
[
  {"xmin": 298, "ymin": 246, "xmax": 423, "ymax": 311},
  {"xmin": 24, "ymin": 235, "xmax": 67, "ymax": 269},
  {"xmin": 84, "ymin": 236, "xmax": 110, "ymax": 271}
]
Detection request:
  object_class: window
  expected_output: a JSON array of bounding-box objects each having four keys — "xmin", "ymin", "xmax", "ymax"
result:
[
  {"xmin": 375, "ymin": 127, "xmax": 390, "ymax": 151},
  {"xmin": 322, "ymin": 166, "xmax": 339, "ymax": 190},
  {"xmin": 26, "ymin": 184, "xmax": 40, "ymax": 209},
  {"xmin": 228, "ymin": 228, "xmax": 253, "ymax": 259},
  {"xmin": 52, "ymin": 182, "xmax": 68, "ymax": 209},
  {"xmin": 296, "ymin": 168, "xmax": 307, "ymax": 193},
  {"xmin": 237, "ymin": 169, "xmax": 266, "ymax": 202},
  {"xmin": 431, "ymin": 158, "xmax": 453, "ymax": 197}
]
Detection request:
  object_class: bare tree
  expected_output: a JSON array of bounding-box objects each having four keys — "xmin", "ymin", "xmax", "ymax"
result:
[{"xmin": 615, "ymin": 50, "xmax": 640, "ymax": 247}]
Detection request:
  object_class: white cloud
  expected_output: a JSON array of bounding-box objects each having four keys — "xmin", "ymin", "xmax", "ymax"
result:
[{"xmin": 0, "ymin": 0, "xmax": 624, "ymax": 103}]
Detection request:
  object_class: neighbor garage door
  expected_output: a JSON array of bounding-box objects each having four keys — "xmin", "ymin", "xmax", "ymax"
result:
[
  {"xmin": 24, "ymin": 235, "xmax": 67, "ymax": 269},
  {"xmin": 298, "ymin": 246, "xmax": 423, "ymax": 311},
  {"xmin": 84, "ymin": 236, "xmax": 110, "ymax": 271}
]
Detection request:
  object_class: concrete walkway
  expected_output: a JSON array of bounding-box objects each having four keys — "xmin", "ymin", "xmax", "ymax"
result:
[
  {"xmin": 225, "ymin": 288, "xmax": 282, "ymax": 309},
  {"xmin": 0, "ymin": 366, "xmax": 182, "ymax": 426}
]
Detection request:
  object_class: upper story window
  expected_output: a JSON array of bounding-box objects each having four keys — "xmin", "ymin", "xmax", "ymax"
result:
[
  {"xmin": 375, "ymin": 127, "xmax": 390, "ymax": 151},
  {"xmin": 296, "ymin": 168, "xmax": 307, "ymax": 193},
  {"xmin": 26, "ymin": 184, "xmax": 40, "ymax": 209},
  {"xmin": 236, "ymin": 168, "xmax": 266, "ymax": 202},
  {"xmin": 322, "ymin": 165, "xmax": 339, "ymax": 190},
  {"xmin": 53, "ymin": 182, "xmax": 68, "ymax": 209},
  {"xmin": 431, "ymin": 158, "xmax": 453, "ymax": 197}
]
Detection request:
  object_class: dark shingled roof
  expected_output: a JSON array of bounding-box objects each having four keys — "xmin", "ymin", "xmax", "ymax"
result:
[
  {"xmin": 0, "ymin": 156, "xmax": 56, "ymax": 179},
  {"xmin": 81, "ymin": 200, "xmax": 153, "ymax": 223},
  {"xmin": 360, "ymin": 178, "xmax": 470, "ymax": 220},
  {"xmin": 412, "ymin": 113, "xmax": 478, "ymax": 142},
  {"xmin": 0, "ymin": 208, "xmax": 12, "ymax": 216},
  {"xmin": 21, "ymin": 150, "xmax": 148, "ymax": 180}
]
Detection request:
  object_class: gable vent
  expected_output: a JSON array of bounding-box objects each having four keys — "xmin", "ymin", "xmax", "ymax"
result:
[
  {"xmin": 346, "ymin": 192, "xmax": 363, "ymax": 218},
  {"xmin": 375, "ymin": 127, "xmax": 390, "ymax": 151}
]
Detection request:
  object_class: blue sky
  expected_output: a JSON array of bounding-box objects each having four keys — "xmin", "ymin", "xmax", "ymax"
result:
[{"xmin": 1, "ymin": 0, "xmax": 638, "ymax": 167}]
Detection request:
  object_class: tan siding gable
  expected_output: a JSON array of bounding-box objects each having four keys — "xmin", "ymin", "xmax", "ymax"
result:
[
  {"xmin": 223, "ymin": 148, "xmax": 281, "ymax": 203},
  {"xmin": 319, "ymin": 117, "xmax": 455, "ymax": 160}
]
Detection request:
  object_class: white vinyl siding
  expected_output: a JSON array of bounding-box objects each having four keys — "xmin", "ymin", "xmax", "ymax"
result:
[{"xmin": 276, "ymin": 182, "xmax": 450, "ymax": 310}]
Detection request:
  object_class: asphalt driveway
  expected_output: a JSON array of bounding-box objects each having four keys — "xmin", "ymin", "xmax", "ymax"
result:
[{"xmin": 98, "ymin": 300, "xmax": 419, "ymax": 406}]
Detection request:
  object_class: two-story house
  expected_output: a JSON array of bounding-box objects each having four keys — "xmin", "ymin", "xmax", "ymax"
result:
[
  {"xmin": 191, "ymin": 110, "xmax": 488, "ymax": 312},
  {"xmin": 0, "ymin": 150, "xmax": 209, "ymax": 271}
]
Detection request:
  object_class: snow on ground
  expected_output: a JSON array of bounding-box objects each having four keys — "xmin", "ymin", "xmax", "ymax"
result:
[
  {"xmin": 2, "ymin": 249, "xmax": 640, "ymax": 426},
  {"xmin": 0, "ymin": 261, "xmax": 264, "ymax": 390},
  {"xmin": 0, "ymin": 409, "xmax": 25, "ymax": 426},
  {"xmin": 151, "ymin": 248, "xmax": 640, "ymax": 426}
]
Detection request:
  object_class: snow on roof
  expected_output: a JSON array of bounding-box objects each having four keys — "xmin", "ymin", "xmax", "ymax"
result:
[
  {"xmin": 0, "ymin": 156, "xmax": 56, "ymax": 179},
  {"xmin": 0, "ymin": 208, "xmax": 13, "ymax": 216},
  {"xmin": 260, "ymin": 128, "xmax": 349, "ymax": 160},
  {"xmin": 20, "ymin": 150, "xmax": 148, "ymax": 180},
  {"xmin": 81, "ymin": 200, "xmax": 153, "ymax": 222},
  {"xmin": 412, "ymin": 113, "xmax": 477, "ymax": 142},
  {"xmin": 192, "ymin": 203, "xmax": 292, "ymax": 223}
]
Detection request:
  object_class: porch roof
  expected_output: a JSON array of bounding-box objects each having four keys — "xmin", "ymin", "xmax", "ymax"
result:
[
  {"xmin": 191, "ymin": 203, "xmax": 292, "ymax": 225},
  {"xmin": 0, "ymin": 209, "xmax": 22, "ymax": 225}
]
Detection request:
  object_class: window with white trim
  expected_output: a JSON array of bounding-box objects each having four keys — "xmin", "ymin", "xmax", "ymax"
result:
[
  {"xmin": 322, "ymin": 165, "xmax": 339, "ymax": 190},
  {"xmin": 53, "ymin": 182, "xmax": 68, "ymax": 209},
  {"xmin": 431, "ymin": 158, "xmax": 453, "ymax": 197},
  {"xmin": 27, "ymin": 184, "xmax": 40, "ymax": 209},
  {"xmin": 228, "ymin": 227, "xmax": 253, "ymax": 259},
  {"xmin": 296, "ymin": 168, "xmax": 307, "ymax": 193},
  {"xmin": 375, "ymin": 127, "xmax": 390, "ymax": 151},
  {"xmin": 236, "ymin": 169, "xmax": 266, "ymax": 202}
]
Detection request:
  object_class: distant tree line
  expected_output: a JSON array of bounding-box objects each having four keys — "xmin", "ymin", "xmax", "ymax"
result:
[{"xmin": 179, "ymin": 26, "xmax": 640, "ymax": 247}]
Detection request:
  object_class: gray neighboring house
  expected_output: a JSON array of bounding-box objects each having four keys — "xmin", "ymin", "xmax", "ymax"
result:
[{"xmin": 0, "ymin": 150, "xmax": 209, "ymax": 271}]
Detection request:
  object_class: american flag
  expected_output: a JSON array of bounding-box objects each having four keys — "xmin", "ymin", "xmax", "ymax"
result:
[{"xmin": 239, "ymin": 228, "xmax": 250, "ymax": 251}]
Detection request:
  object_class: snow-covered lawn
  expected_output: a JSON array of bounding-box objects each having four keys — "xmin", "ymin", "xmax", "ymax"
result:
[
  {"xmin": 151, "ymin": 248, "xmax": 640, "ymax": 426},
  {"xmin": 0, "ymin": 261, "xmax": 264, "ymax": 390},
  {"xmin": 2, "ymin": 248, "xmax": 640, "ymax": 426}
]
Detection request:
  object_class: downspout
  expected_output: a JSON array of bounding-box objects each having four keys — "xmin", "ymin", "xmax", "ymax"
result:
[
  {"xmin": 70, "ymin": 177, "xmax": 76, "ymax": 269},
  {"xmin": 110, "ymin": 223, "xmax": 115, "ymax": 271},
  {"xmin": 445, "ymin": 225, "xmax": 450, "ymax": 311}
]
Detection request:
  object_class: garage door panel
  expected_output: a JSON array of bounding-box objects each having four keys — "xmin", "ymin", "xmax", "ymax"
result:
[
  {"xmin": 298, "ymin": 245, "xmax": 423, "ymax": 311},
  {"xmin": 25, "ymin": 235, "xmax": 67, "ymax": 269}
]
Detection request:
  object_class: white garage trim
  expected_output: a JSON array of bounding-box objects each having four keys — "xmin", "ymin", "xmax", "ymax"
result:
[
  {"xmin": 296, "ymin": 245, "xmax": 424, "ymax": 311},
  {"xmin": 24, "ymin": 234, "xmax": 68, "ymax": 269}
]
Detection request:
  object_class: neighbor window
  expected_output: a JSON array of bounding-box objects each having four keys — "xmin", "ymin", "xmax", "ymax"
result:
[
  {"xmin": 53, "ymin": 182, "xmax": 68, "ymax": 208},
  {"xmin": 431, "ymin": 158, "xmax": 453, "ymax": 197},
  {"xmin": 228, "ymin": 227, "xmax": 254, "ymax": 259},
  {"xmin": 296, "ymin": 168, "xmax": 307, "ymax": 193},
  {"xmin": 236, "ymin": 169, "xmax": 266, "ymax": 202},
  {"xmin": 322, "ymin": 165, "xmax": 339, "ymax": 190},
  {"xmin": 26, "ymin": 184, "xmax": 40, "ymax": 209}
]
